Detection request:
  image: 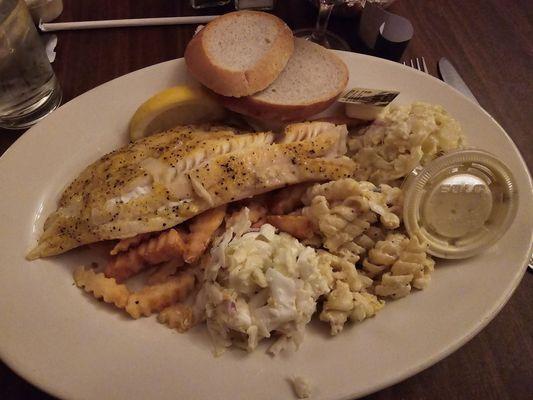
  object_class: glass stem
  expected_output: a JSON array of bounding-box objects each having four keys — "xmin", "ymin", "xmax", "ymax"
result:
[{"xmin": 311, "ymin": 1, "xmax": 335, "ymax": 44}]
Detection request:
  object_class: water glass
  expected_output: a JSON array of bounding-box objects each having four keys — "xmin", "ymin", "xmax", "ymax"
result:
[
  {"xmin": 293, "ymin": 0, "xmax": 350, "ymax": 50},
  {"xmin": 0, "ymin": 0, "xmax": 62, "ymax": 129}
]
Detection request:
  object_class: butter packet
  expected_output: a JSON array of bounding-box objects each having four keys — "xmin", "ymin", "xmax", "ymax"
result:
[{"xmin": 338, "ymin": 88, "xmax": 399, "ymax": 120}]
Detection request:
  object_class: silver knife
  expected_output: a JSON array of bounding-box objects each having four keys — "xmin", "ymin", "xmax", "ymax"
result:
[{"xmin": 438, "ymin": 57, "xmax": 479, "ymax": 105}]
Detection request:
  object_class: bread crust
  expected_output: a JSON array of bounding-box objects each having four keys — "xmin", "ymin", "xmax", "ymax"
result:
[
  {"xmin": 185, "ymin": 11, "xmax": 294, "ymax": 98},
  {"xmin": 218, "ymin": 51, "xmax": 349, "ymax": 121},
  {"xmin": 220, "ymin": 95, "xmax": 340, "ymax": 122}
]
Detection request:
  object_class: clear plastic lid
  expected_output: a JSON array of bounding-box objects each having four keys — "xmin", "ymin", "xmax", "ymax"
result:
[{"xmin": 402, "ymin": 149, "xmax": 519, "ymax": 259}]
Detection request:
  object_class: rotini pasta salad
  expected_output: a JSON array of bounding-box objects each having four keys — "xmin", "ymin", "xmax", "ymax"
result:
[{"xmin": 29, "ymin": 101, "xmax": 465, "ymax": 357}]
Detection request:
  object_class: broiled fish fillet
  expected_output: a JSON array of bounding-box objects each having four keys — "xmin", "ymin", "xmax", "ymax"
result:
[{"xmin": 28, "ymin": 122, "xmax": 355, "ymax": 259}]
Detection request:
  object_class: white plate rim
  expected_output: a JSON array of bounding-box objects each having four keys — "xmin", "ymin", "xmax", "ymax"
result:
[{"xmin": 0, "ymin": 53, "xmax": 531, "ymax": 400}]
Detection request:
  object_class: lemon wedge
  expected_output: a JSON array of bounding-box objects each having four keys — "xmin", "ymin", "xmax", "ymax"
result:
[{"xmin": 129, "ymin": 85, "xmax": 226, "ymax": 141}]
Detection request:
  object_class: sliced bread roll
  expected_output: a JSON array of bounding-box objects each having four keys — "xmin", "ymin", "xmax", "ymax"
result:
[
  {"xmin": 185, "ymin": 11, "xmax": 294, "ymax": 98},
  {"xmin": 219, "ymin": 38, "xmax": 349, "ymax": 121}
]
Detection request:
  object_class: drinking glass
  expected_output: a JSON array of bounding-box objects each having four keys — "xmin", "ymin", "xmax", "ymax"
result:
[
  {"xmin": 0, "ymin": 0, "xmax": 62, "ymax": 129},
  {"xmin": 294, "ymin": 0, "xmax": 351, "ymax": 50}
]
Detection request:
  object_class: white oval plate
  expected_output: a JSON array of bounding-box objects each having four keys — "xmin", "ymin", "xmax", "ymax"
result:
[{"xmin": 0, "ymin": 53, "xmax": 531, "ymax": 400}]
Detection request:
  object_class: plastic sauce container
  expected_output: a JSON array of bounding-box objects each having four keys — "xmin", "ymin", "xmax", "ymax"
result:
[{"xmin": 402, "ymin": 149, "xmax": 519, "ymax": 259}]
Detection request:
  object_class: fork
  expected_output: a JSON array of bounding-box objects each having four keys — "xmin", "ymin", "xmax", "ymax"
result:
[{"xmin": 403, "ymin": 57, "xmax": 429, "ymax": 73}]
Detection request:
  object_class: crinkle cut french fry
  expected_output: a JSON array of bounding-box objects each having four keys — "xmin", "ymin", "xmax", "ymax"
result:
[
  {"xmin": 184, "ymin": 205, "xmax": 226, "ymax": 264},
  {"xmin": 266, "ymin": 215, "xmax": 315, "ymax": 240},
  {"xmin": 251, "ymin": 217, "xmax": 267, "ymax": 229},
  {"xmin": 105, "ymin": 228, "xmax": 186, "ymax": 283},
  {"xmin": 158, "ymin": 303, "xmax": 194, "ymax": 332},
  {"xmin": 244, "ymin": 201, "xmax": 269, "ymax": 228},
  {"xmin": 226, "ymin": 201, "xmax": 267, "ymax": 227},
  {"xmin": 125, "ymin": 273, "xmax": 195, "ymax": 319},
  {"xmin": 247, "ymin": 201, "xmax": 268, "ymax": 224},
  {"xmin": 110, "ymin": 233, "xmax": 151, "ymax": 255},
  {"xmin": 269, "ymin": 183, "xmax": 310, "ymax": 215},
  {"xmin": 73, "ymin": 266, "xmax": 130, "ymax": 308},
  {"xmin": 147, "ymin": 258, "xmax": 183, "ymax": 285}
]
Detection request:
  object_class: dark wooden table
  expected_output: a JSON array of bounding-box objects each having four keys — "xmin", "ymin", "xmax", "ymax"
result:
[{"xmin": 1, "ymin": 1, "xmax": 532, "ymax": 399}]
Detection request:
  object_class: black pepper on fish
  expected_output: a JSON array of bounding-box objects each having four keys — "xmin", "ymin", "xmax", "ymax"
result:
[{"xmin": 28, "ymin": 123, "xmax": 354, "ymax": 259}]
